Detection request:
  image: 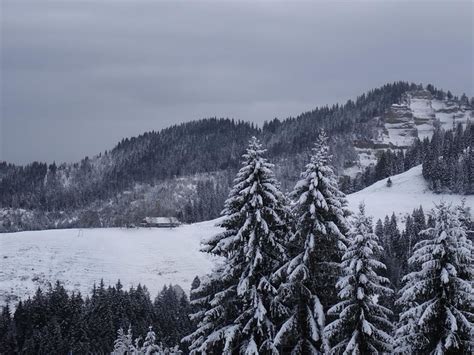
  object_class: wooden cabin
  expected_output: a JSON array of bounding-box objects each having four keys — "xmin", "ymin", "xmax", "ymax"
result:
[{"xmin": 140, "ymin": 217, "xmax": 181, "ymax": 228}]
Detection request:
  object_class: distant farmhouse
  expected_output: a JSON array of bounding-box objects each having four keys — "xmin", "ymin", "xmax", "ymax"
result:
[{"xmin": 141, "ymin": 217, "xmax": 181, "ymax": 228}]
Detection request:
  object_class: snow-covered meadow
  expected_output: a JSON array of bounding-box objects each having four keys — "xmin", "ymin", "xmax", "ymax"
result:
[
  {"xmin": 1, "ymin": 165, "xmax": 472, "ymax": 306},
  {"xmin": 0, "ymin": 220, "xmax": 222, "ymax": 305},
  {"xmin": 347, "ymin": 165, "xmax": 473, "ymax": 223}
]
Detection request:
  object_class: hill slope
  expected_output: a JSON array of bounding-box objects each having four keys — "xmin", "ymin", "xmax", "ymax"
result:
[{"xmin": 347, "ymin": 164, "xmax": 473, "ymax": 222}]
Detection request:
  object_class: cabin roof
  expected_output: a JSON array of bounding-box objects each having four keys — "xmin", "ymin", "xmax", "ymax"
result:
[{"xmin": 142, "ymin": 217, "xmax": 180, "ymax": 224}]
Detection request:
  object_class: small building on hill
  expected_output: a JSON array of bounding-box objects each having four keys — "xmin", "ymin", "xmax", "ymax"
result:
[{"xmin": 141, "ymin": 217, "xmax": 181, "ymax": 228}]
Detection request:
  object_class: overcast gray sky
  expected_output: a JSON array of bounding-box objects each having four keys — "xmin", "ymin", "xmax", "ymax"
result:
[{"xmin": 1, "ymin": 0, "xmax": 472, "ymax": 164}]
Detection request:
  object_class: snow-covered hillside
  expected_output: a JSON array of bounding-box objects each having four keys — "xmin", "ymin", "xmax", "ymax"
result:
[
  {"xmin": 379, "ymin": 90, "xmax": 472, "ymax": 146},
  {"xmin": 1, "ymin": 165, "xmax": 471, "ymax": 306},
  {"xmin": 347, "ymin": 165, "xmax": 473, "ymax": 222},
  {"xmin": 0, "ymin": 220, "xmax": 223, "ymax": 305},
  {"xmin": 348, "ymin": 90, "xmax": 473, "ymax": 175}
]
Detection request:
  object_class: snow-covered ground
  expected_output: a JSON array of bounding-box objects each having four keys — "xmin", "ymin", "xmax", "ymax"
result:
[
  {"xmin": 347, "ymin": 165, "xmax": 473, "ymax": 223},
  {"xmin": 0, "ymin": 220, "xmax": 223, "ymax": 305},
  {"xmin": 379, "ymin": 97, "xmax": 472, "ymax": 148},
  {"xmin": 1, "ymin": 165, "xmax": 472, "ymax": 306}
]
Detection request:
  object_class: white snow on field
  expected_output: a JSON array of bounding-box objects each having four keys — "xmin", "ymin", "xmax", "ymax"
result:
[
  {"xmin": 347, "ymin": 165, "xmax": 473, "ymax": 223},
  {"xmin": 0, "ymin": 220, "xmax": 223, "ymax": 305}
]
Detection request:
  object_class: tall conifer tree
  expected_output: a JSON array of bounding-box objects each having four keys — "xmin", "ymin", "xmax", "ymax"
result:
[
  {"xmin": 325, "ymin": 204, "xmax": 393, "ymax": 354},
  {"xmin": 395, "ymin": 203, "xmax": 474, "ymax": 354},
  {"xmin": 274, "ymin": 131, "xmax": 349, "ymax": 353},
  {"xmin": 185, "ymin": 137, "xmax": 290, "ymax": 354}
]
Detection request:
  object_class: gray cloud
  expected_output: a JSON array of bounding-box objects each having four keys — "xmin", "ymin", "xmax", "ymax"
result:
[{"xmin": 1, "ymin": 0, "xmax": 472, "ymax": 164}]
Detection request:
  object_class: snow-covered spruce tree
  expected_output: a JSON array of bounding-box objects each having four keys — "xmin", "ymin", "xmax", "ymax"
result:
[
  {"xmin": 325, "ymin": 204, "xmax": 393, "ymax": 354},
  {"xmin": 274, "ymin": 131, "xmax": 349, "ymax": 353},
  {"xmin": 182, "ymin": 268, "xmax": 229, "ymax": 353},
  {"xmin": 113, "ymin": 326, "xmax": 135, "ymax": 354},
  {"xmin": 142, "ymin": 326, "xmax": 159, "ymax": 354},
  {"xmin": 395, "ymin": 202, "xmax": 474, "ymax": 354},
  {"xmin": 184, "ymin": 137, "xmax": 291, "ymax": 354}
]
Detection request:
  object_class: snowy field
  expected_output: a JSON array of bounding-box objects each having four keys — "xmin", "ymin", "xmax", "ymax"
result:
[
  {"xmin": 0, "ymin": 220, "xmax": 223, "ymax": 305},
  {"xmin": 1, "ymin": 165, "xmax": 472, "ymax": 306},
  {"xmin": 347, "ymin": 165, "xmax": 473, "ymax": 223}
]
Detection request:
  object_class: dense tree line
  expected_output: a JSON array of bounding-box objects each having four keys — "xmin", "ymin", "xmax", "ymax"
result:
[
  {"xmin": 376, "ymin": 207, "xmax": 429, "ymax": 292},
  {"xmin": 0, "ymin": 171, "xmax": 232, "ymax": 232},
  {"xmin": 0, "ymin": 281, "xmax": 194, "ymax": 354},
  {"xmin": 177, "ymin": 178, "xmax": 231, "ymax": 223},
  {"xmin": 0, "ymin": 119, "xmax": 255, "ymax": 212},
  {"xmin": 425, "ymin": 83, "xmax": 473, "ymax": 106},
  {"xmin": 422, "ymin": 123, "xmax": 473, "ymax": 194}
]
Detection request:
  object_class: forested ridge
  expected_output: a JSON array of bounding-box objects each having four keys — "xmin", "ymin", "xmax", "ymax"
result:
[
  {"xmin": 0, "ymin": 280, "xmax": 195, "ymax": 354},
  {"xmin": 1, "ymin": 81, "xmax": 472, "ymax": 231}
]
